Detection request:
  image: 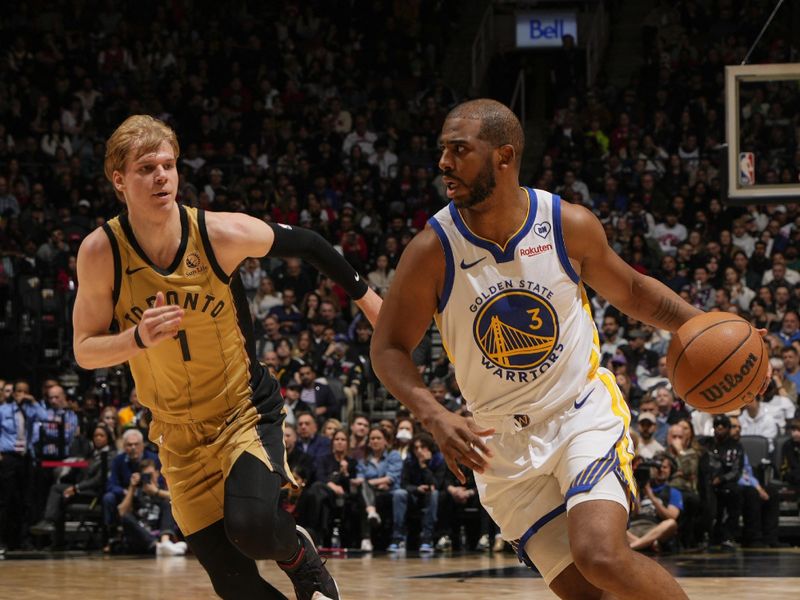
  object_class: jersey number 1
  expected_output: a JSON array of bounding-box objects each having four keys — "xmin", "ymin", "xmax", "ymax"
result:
[{"xmin": 174, "ymin": 330, "xmax": 192, "ymax": 361}]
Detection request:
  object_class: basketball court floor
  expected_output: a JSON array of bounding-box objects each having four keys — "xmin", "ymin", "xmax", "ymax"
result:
[{"xmin": 2, "ymin": 548, "xmax": 798, "ymax": 599}]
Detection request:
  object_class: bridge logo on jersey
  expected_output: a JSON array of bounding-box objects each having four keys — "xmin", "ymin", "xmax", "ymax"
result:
[{"xmin": 473, "ymin": 289, "xmax": 560, "ymax": 372}]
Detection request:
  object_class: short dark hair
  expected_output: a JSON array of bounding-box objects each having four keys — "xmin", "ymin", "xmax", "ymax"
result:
[
  {"xmin": 412, "ymin": 432, "xmax": 437, "ymax": 453},
  {"xmin": 445, "ymin": 99, "xmax": 525, "ymax": 168},
  {"xmin": 782, "ymin": 346, "xmax": 798, "ymax": 355}
]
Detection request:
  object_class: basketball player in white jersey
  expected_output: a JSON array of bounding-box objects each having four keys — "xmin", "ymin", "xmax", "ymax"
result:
[{"xmin": 371, "ymin": 99, "xmax": 753, "ymax": 599}]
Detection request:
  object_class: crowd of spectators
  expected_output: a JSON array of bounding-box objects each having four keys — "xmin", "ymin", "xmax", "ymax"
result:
[{"xmin": 1, "ymin": 0, "xmax": 800, "ymax": 559}]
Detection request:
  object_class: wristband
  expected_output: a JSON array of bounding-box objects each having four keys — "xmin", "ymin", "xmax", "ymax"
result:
[{"xmin": 134, "ymin": 325, "xmax": 148, "ymax": 349}]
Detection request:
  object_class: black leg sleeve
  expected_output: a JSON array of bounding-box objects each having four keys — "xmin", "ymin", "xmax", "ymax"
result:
[
  {"xmin": 224, "ymin": 452, "xmax": 299, "ymax": 562},
  {"xmin": 186, "ymin": 519, "xmax": 288, "ymax": 600}
]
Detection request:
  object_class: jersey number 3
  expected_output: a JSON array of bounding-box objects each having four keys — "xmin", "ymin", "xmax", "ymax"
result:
[{"xmin": 174, "ymin": 330, "xmax": 192, "ymax": 361}]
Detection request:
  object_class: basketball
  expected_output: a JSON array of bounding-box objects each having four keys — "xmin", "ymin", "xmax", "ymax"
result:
[{"xmin": 667, "ymin": 312, "xmax": 768, "ymax": 414}]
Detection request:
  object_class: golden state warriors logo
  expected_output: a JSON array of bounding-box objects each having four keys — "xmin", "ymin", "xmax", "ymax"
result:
[{"xmin": 473, "ymin": 290, "xmax": 559, "ymax": 370}]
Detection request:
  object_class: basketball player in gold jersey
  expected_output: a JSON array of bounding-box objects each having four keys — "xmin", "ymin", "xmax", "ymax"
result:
[{"xmin": 73, "ymin": 115, "xmax": 381, "ymax": 600}]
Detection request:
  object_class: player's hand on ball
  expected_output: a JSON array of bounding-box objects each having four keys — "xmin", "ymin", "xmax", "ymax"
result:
[
  {"xmin": 428, "ymin": 410, "xmax": 494, "ymax": 484},
  {"xmin": 137, "ymin": 291, "xmax": 184, "ymax": 347}
]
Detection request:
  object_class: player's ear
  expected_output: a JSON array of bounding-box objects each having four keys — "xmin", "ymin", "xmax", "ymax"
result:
[
  {"xmin": 113, "ymin": 170, "xmax": 125, "ymax": 193},
  {"xmin": 497, "ymin": 144, "xmax": 515, "ymax": 171}
]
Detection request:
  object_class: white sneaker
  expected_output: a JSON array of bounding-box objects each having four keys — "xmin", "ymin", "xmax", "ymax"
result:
[
  {"xmin": 360, "ymin": 538, "xmax": 373, "ymax": 552},
  {"xmin": 435, "ymin": 535, "xmax": 452, "ymax": 551},
  {"xmin": 476, "ymin": 534, "xmax": 490, "ymax": 551},
  {"xmin": 367, "ymin": 510, "xmax": 381, "ymax": 527},
  {"xmin": 156, "ymin": 540, "xmax": 180, "ymax": 556},
  {"xmin": 172, "ymin": 541, "xmax": 188, "ymax": 555}
]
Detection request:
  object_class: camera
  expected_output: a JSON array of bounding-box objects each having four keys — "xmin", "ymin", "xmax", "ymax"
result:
[
  {"xmin": 633, "ymin": 458, "xmax": 661, "ymax": 489},
  {"xmin": 141, "ymin": 473, "xmax": 152, "ymax": 486}
]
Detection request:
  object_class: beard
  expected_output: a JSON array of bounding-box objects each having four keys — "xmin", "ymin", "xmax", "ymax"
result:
[{"xmin": 451, "ymin": 161, "xmax": 496, "ymax": 209}]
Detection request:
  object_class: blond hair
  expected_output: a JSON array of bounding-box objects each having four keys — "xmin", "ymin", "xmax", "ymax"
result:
[{"xmin": 104, "ymin": 115, "xmax": 180, "ymax": 199}]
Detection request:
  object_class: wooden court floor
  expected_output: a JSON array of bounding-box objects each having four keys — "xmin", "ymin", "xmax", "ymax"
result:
[{"xmin": 1, "ymin": 550, "xmax": 799, "ymax": 599}]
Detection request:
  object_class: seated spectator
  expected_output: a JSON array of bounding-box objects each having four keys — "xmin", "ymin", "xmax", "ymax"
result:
[
  {"xmin": 296, "ymin": 428, "xmax": 358, "ymax": 548},
  {"xmin": 390, "ymin": 433, "xmax": 444, "ymax": 553},
  {"xmin": 296, "ymin": 411, "xmax": 331, "ymax": 480},
  {"xmin": 619, "ymin": 329, "xmax": 660, "ymax": 381},
  {"xmin": 30, "ymin": 423, "xmax": 117, "ymax": 541},
  {"xmin": 354, "ymin": 426, "xmax": 402, "ymax": 550},
  {"xmin": 118, "ymin": 388, "xmax": 147, "ymax": 431},
  {"xmin": 635, "ymin": 412, "xmax": 665, "ymax": 459},
  {"xmin": 780, "ymin": 346, "xmax": 800, "ymax": 400},
  {"xmin": 298, "ymin": 364, "xmax": 340, "ymax": 422},
  {"xmin": 780, "ymin": 418, "xmax": 800, "ymax": 486},
  {"xmin": 760, "ymin": 377, "xmax": 796, "ymax": 431},
  {"xmin": 103, "ymin": 429, "xmax": 159, "ymax": 535},
  {"xmin": 367, "ymin": 254, "xmax": 395, "ymax": 296},
  {"xmin": 777, "ymin": 310, "xmax": 800, "ymax": 347},
  {"xmin": 429, "ymin": 378, "xmax": 461, "ymax": 413},
  {"xmin": 268, "ymin": 287, "xmax": 304, "ymax": 335},
  {"xmin": 667, "ymin": 421, "xmax": 704, "ymax": 548},
  {"xmin": 320, "ymin": 418, "xmax": 342, "ymax": 440},
  {"xmin": 347, "ymin": 412, "xmax": 370, "ymax": 461},
  {"xmin": 739, "ymin": 397, "xmax": 780, "ymax": 451},
  {"xmin": 117, "ymin": 459, "xmax": 185, "ymax": 555},
  {"xmin": 652, "ymin": 385, "xmax": 689, "ymax": 445},
  {"xmin": 320, "ymin": 334, "xmax": 363, "ymax": 416},
  {"xmin": 100, "ymin": 406, "xmax": 124, "ymax": 451},
  {"xmin": 730, "ymin": 417, "xmax": 780, "ymax": 547},
  {"xmin": 283, "ymin": 381, "xmax": 312, "ymax": 426},
  {"xmin": 393, "ymin": 417, "xmax": 415, "ymax": 461},
  {"xmin": 708, "ymin": 415, "xmax": 744, "ymax": 548},
  {"xmin": 627, "ymin": 453, "xmax": 682, "ymax": 551},
  {"xmin": 274, "ymin": 337, "xmax": 304, "ymax": 388},
  {"xmin": 250, "ymin": 277, "xmax": 282, "ymax": 322},
  {"xmin": 283, "ymin": 423, "xmax": 314, "ymax": 482}
]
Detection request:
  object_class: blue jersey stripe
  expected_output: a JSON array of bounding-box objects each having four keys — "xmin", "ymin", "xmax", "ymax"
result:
[
  {"xmin": 428, "ymin": 217, "xmax": 455, "ymax": 313},
  {"xmin": 552, "ymin": 194, "xmax": 580, "ymax": 283}
]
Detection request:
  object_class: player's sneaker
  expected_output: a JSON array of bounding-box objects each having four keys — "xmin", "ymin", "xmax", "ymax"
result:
[
  {"xmin": 280, "ymin": 526, "xmax": 340, "ymax": 600},
  {"xmin": 435, "ymin": 535, "xmax": 452, "ymax": 551}
]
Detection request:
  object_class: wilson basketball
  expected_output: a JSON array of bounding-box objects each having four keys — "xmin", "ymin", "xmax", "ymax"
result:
[{"xmin": 666, "ymin": 312, "xmax": 768, "ymax": 414}]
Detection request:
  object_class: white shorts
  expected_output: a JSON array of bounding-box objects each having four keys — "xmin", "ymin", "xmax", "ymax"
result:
[{"xmin": 472, "ymin": 368, "xmax": 636, "ymax": 585}]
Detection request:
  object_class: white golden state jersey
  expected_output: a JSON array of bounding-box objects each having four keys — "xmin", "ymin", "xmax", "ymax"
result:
[{"xmin": 429, "ymin": 188, "xmax": 601, "ymax": 421}]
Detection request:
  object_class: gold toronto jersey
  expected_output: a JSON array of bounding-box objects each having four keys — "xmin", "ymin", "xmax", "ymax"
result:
[{"xmin": 102, "ymin": 204, "xmax": 258, "ymax": 423}]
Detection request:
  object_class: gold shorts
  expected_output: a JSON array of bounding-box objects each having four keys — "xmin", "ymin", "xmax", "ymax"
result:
[{"xmin": 148, "ymin": 366, "xmax": 294, "ymax": 535}]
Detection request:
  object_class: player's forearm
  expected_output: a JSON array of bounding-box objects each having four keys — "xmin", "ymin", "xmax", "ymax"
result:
[
  {"xmin": 371, "ymin": 345, "xmax": 449, "ymax": 427},
  {"xmin": 74, "ymin": 328, "xmax": 141, "ymax": 370},
  {"xmin": 621, "ymin": 273, "xmax": 702, "ymax": 333}
]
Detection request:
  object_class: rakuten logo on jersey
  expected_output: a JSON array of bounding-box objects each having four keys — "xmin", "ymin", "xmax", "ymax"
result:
[{"xmin": 519, "ymin": 243, "xmax": 553, "ymax": 257}]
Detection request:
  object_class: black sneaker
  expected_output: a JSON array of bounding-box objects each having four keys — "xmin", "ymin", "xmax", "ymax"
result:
[{"xmin": 281, "ymin": 526, "xmax": 340, "ymax": 600}]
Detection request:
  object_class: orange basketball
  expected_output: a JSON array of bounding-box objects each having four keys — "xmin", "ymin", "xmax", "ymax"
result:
[{"xmin": 666, "ymin": 312, "xmax": 768, "ymax": 414}]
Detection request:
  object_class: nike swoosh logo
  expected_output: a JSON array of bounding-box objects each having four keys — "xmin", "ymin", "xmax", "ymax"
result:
[
  {"xmin": 460, "ymin": 256, "xmax": 487, "ymax": 269},
  {"xmin": 125, "ymin": 266, "xmax": 148, "ymax": 275},
  {"xmin": 355, "ymin": 273, "xmax": 360, "ymax": 281},
  {"xmin": 574, "ymin": 389, "xmax": 594, "ymax": 409}
]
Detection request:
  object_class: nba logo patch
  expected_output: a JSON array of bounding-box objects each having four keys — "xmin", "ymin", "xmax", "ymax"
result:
[
  {"xmin": 739, "ymin": 152, "xmax": 755, "ymax": 186},
  {"xmin": 473, "ymin": 290, "xmax": 560, "ymax": 370}
]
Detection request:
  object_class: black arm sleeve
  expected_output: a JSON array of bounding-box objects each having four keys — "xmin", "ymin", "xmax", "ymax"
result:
[{"xmin": 266, "ymin": 223, "xmax": 369, "ymax": 299}]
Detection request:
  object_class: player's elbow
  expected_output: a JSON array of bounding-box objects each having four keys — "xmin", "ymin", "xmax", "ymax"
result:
[{"xmin": 73, "ymin": 341, "xmax": 101, "ymax": 370}]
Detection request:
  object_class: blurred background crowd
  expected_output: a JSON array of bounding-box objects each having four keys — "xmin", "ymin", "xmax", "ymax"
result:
[{"xmin": 0, "ymin": 0, "xmax": 799, "ymax": 558}]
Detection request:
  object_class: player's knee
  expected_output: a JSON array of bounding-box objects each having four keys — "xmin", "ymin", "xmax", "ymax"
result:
[
  {"xmin": 571, "ymin": 546, "xmax": 618, "ymax": 585},
  {"xmin": 224, "ymin": 498, "xmax": 292, "ymax": 561}
]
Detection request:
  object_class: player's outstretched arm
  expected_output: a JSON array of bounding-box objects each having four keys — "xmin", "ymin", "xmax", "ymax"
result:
[
  {"xmin": 561, "ymin": 201, "xmax": 702, "ymax": 333},
  {"xmin": 371, "ymin": 228, "xmax": 493, "ymax": 483},
  {"xmin": 205, "ymin": 212, "xmax": 382, "ymax": 325},
  {"xmin": 72, "ymin": 230, "xmax": 184, "ymax": 369}
]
